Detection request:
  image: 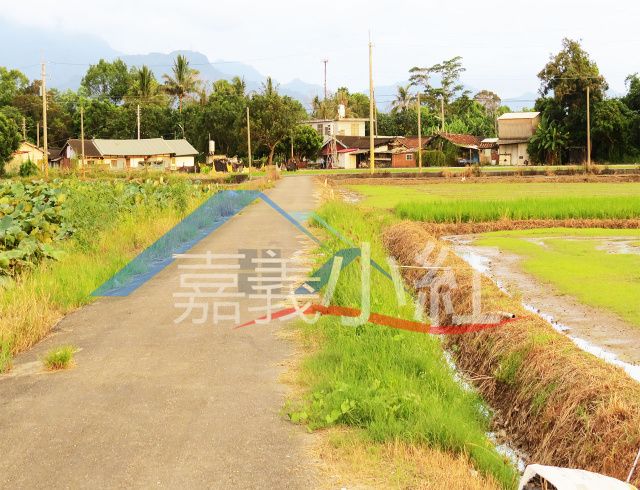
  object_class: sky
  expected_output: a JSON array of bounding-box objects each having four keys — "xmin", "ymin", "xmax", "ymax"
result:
[{"xmin": 1, "ymin": 0, "xmax": 639, "ymax": 103}]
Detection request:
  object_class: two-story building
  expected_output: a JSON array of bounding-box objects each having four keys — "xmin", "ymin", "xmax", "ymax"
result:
[{"xmin": 497, "ymin": 112, "xmax": 541, "ymax": 165}]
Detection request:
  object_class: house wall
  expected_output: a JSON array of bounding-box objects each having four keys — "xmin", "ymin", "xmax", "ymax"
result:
[
  {"xmin": 7, "ymin": 143, "xmax": 44, "ymax": 173},
  {"xmin": 498, "ymin": 115, "xmax": 542, "ymax": 139},
  {"xmin": 498, "ymin": 143, "xmax": 531, "ymax": 165},
  {"xmin": 172, "ymin": 156, "xmax": 195, "ymax": 168},
  {"xmin": 392, "ymin": 152, "xmax": 416, "ymax": 168},
  {"xmin": 301, "ymin": 120, "xmax": 366, "ymax": 142}
]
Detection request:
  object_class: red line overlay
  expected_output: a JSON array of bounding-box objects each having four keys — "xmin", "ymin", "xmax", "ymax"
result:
[{"xmin": 235, "ymin": 305, "xmax": 525, "ymax": 334}]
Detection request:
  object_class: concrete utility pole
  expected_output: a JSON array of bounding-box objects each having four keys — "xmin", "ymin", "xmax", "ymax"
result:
[
  {"xmin": 137, "ymin": 105, "xmax": 141, "ymax": 140},
  {"xmin": 586, "ymin": 85, "xmax": 591, "ymax": 169},
  {"xmin": 417, "ymin": 91, "xmax": 422, "ymax": 172},
  {"xmin": 322, "ymin": 59, "xmax": 328, "ymax": 100},
  {"xmin": 246, "ymin": 106, "xmax": 252, "ymax": 181},
  {"xmin": 41, "ymin": 60, "xmax": 48, "ymax": 176},
  {"xmin": 37, "ymin": 122, "xmax": 39, "ymax": 148},
  {"xmin": 441, "ymin": 96, "xmax": 445, "ymax": 132},
  {"xmin": 81, "ymin": 106, "xmax": 86, "ymax": 179},
  {"xmin": 369, "ymin": 37, "xmax": 375, "ymax": 174},
  {"xmin": 22, "ymin": 117, "xmax": 26, "ymax": 140}
]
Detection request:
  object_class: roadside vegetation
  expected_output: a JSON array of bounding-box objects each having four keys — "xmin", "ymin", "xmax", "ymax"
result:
[
  {"xmin": 41, "ymin": 344, "xmax": 77, "ymax": 370},
  {"xmin": 383, "ymin": 221, "xmax": 640, "ymax": 486},
  {"xmin": 286, "ymin": 202, "xmax": 517, "ymax": 488},
  {"xmin": 0, "ymin": 176, "xmax": 271, "ymax": 372}
]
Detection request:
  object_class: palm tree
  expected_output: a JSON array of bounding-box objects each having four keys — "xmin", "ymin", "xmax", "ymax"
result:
[
  {"xmin": 231, "ymin": 76, "xmax": 246, "ymax": 98},
  {"xmin": 162, "ymin": 55, "xmax": 202, "ymax": 113},
  {"xmin": 390, "ymin": 84, "xmax": 414, "ymax": 114},
  {"xmin": 137, "ymin": 65, "xmax": 155, "ymax": 98},
  {"xmin": 260, "ymin": 77, "xmax": 279, "ymax": 97}
]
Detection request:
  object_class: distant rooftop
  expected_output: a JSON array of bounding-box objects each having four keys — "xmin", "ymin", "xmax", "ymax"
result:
[{"xmin": 498, "ymin": 112, "xmax": 541, "ymax": 120}]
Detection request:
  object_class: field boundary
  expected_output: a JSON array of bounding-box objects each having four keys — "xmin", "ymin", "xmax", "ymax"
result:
[{"xmin": 383, "ymin": 221, "xmax": 640, "ymax": 486}]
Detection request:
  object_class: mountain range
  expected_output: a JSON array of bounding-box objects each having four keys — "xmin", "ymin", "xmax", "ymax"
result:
[{"xmin": 0, "ymin": 16, "xmax": 535, "ymax": 111}]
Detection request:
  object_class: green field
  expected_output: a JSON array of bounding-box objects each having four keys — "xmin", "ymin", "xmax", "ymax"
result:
[
  {"xmin": 473, "ymin": 228, "xmax": 640, "ymax": 327},
  {"xmin": 348, "ymin": 182, "xmax": 640, "ymax": 209}
]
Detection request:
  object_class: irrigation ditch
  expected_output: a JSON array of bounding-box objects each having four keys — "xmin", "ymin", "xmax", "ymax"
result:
[{"xmin": 383, "ymin": 221, "xmax": 640, "ymax": 486}]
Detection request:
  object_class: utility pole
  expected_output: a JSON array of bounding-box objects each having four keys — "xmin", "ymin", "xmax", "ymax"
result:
[
  {"xmin": 441, "ymin": 96, "xmax": 445, "ymax": 133},
  {"xmin": 586, "ymin": 85, "xmax": 591, "ymax": 170},
  {"xmin": 246, "ymin": 106, "xmax": 252, "ymax": 181},
  {"xmin": 37, "ymin": 122, "xmax": 39, "ymax": 148},
  {"xmin": 81, "ymin": 106, "xmax": 86, "ymax": 179},
  {"xmin": 22, "ymin": 117, "xmax": 26, "ymax": 140},
  {"xmin": 369, "ymin": 36, "xmax": 375, "ymax": 174},
  {"xmin": 41, "ymin": 60, "xmax": 48, "ymax": 176},
  {"xmin": 417, "ymin": 91, "xmax": 422, "ymax": 172},
  {"xmin": 137, "ymin": 104, "xmax": 141, "ymax": 140},
  {"xmin": 322, "ymin": 59, "xmax": 328, "ymax": 100}
]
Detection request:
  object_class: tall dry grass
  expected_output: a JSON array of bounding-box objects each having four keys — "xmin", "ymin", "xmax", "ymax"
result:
[{"xmin": 383, "ymin": 221, "xmax": 640, "ymax": 486}]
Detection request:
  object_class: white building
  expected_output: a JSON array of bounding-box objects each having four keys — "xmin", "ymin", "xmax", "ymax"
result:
[{"xmin": 497, "ymin": 112, "xmax": 541, "ymax": 165}]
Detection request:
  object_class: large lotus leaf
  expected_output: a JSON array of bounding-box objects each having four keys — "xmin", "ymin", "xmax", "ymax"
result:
[{"xmin": 0, "ymin": 215, "xmax": 13, "ymax": 232}]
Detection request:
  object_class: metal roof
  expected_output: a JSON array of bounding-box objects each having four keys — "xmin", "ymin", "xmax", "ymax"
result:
[
  {"xmin": 164, "ymin": 139, "xmax": 198, "ymax": 156},
  {"xmin": 93, "ymin": 138, "xmax": 173, "ymax": 157},
  {"xmin": 498, "ymin": 112, "xmax": 541, "ymax": 120}
]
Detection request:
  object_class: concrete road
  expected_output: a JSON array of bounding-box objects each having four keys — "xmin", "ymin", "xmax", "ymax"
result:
[{"xmin": 0, "ymin": 176, "xmax": 320, "ymax": 488}]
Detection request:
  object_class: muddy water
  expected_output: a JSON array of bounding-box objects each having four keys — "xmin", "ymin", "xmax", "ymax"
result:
[{"xmin": 443, "ymin": 235, "xmax": 640, "ymax": 382}]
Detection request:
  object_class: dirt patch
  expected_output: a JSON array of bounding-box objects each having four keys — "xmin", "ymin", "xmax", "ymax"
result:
[
  {"xmin": 443, "ymin": 234, "xmax": 640, "ymax": 366},
  {"xmin": 416, "ymin": 219, "xmax": 640, "ymax": 237},
  {"xmin": 330, "ymin": 173, "xmax": 640, "ymax": 186},
  {"xmin": 383, "ymin": 222, "xmax": 640, "ymax": 486}
]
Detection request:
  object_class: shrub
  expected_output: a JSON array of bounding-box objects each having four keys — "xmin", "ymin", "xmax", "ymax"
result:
[
  {"xmin": 19, "ymin": 159, "xmax": 40, "ymax": 177},
  {"xmin": 416, "ymin": 150, "xmax": 446, "ymax": 167}
]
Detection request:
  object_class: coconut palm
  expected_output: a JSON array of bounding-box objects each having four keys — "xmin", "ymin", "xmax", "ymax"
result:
[
  {"xmin": 137, "ymin": 65, "xmax": 155, "ymax": 98},
  {"xmin": 162, "ymin": 55, "xmax": 202, "ymax": 113},
  {"xmin": 390, "ymin": 84, "xmax": 415, "ymax": 114}
]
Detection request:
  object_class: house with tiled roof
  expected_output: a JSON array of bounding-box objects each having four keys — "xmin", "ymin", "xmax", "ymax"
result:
[{"xmin": 423, "ymin": 132, "xmax": 481, "ymax": 165}]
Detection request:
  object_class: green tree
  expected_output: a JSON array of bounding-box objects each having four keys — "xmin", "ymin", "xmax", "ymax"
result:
[
  {"xmin": 278, "ymin": 125, "xmax": 323, "ymax": 161},
  {"xmin": 0, "ymin": 67, "xmax": 28, "ymax": 107},
  {"xmin": 162, "ymin": 55, "xmax": 202, "ymax": 113},
  {"xmin": 474, "ymin": 90, "xmax": 501, "ymax": 116},
  {"xmin": 0, "ymin": 112, "xmax": 21, "ymax": 175},
  {"xmin": 527, "ymin": 116, "xmax": 569, "ymax": 164},
  {"xmin": 249, "ymin": 81, "xmax": 307, "ymax": 165},
  {"xmin": 81, "ymin": 59, "xmax": 132, "ymax": 103}
]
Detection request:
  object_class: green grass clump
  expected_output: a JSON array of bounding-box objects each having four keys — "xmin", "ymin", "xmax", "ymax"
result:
[
  {"xmin": 41, "ymin": 344, "xmax": 77, "ymax": 370},
  {"xmin": 289, "ymin": 202, "xmax": 518, "ymax": 488},
  {"xmin": 474, "ymin": 230, "xmax": 640, "ymax": 327},
  {"xmin": 396, "ymin": 196, "xmax": 640, "ymax": 223}
]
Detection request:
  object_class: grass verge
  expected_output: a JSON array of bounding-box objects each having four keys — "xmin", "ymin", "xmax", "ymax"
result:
[
  {"xmin": 383, "ymin": 221, "xmax": 640, "ymax": 486},
  {"xmin": 286, "ymin": 202, "xmax": 518, "ymax": 488}
]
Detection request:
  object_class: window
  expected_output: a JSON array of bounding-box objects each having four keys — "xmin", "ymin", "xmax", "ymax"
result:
[
  {"xmin": 316, "ymin": 124, "xmax": 323, "ymax": 136},
  {"xmin": 406, "ymin": 154, "xmax": 413, "ymax": 161},
  {"xmin": 351, "ymin": 123, "xmax": 359, "ymax": 136}
]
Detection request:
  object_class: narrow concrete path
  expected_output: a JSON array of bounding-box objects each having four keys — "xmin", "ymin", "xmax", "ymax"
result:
[{"xmin": 0, "ymin": 176, "xmax": 320, "ymax": 488}]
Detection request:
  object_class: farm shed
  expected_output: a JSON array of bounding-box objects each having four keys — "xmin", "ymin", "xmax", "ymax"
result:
[
  {"xmin": 390, "ymin": 137, "xmax": 427, "ymax": 168},
  {"xmin": 55, "ymin": 139, "xmax": 103, "ymax": 169},
  {"xmin": 320, "ymin": 135, "xmax": 397, "ymax": 169},
  {"xmin": 423, "ymin": 132, "xmax": 480, "ymax": 164},
  {"xmin": 92, "ymin": 138, "xmax": 198, "ymax": 170},
  {"xmin": 497, "ymin": 112, "xmax": 541, "ymax": 165},
  {"xmin": 479, "ymin": 138, "xmax": 499, "ymax": 164}
]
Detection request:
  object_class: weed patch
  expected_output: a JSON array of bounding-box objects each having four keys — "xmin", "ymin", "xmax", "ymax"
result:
[{"xmin": 41, "ymin": 344, "xmax": 77, "ymax": 370}]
